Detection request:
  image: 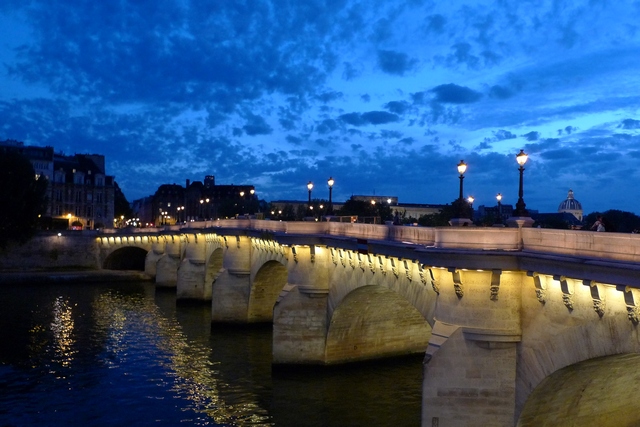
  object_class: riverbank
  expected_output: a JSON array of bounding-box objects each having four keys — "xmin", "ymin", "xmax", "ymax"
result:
[{"xmin": 0, "ymin": 269, "xmax": 152, "ymax": 285}]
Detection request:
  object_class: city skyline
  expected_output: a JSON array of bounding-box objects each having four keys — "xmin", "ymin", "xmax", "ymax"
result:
[{"xmin": 2, "ymin": 1, "xmax": 640, "ymax": 214}]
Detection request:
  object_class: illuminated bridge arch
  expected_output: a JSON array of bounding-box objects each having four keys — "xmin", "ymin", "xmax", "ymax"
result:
[
  {"xmin": 248, "ymin": 260, "xmax": 288, "ymax": 322},
  {"xmin": 517, "ymin": 353, "xmax": 640, "ymax": 426},
  {"xmin": 325, "ymin": 285, "xmax": 432, "ymax": 364}
]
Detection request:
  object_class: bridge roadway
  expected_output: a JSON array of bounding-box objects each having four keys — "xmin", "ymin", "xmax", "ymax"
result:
[{"xmin": 91, "ymin": 220, "xmax": 640, "ymax": 426}]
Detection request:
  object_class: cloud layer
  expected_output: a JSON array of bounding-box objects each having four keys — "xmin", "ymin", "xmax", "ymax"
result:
[{"xmin": 2, "ymin": 0, "xmax": 640, "ymax": 214}]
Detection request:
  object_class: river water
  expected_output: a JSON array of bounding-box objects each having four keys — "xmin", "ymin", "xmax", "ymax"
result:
[{"xmin": 0, "ymin": 280, "xmax": 423, "ymax": 426}]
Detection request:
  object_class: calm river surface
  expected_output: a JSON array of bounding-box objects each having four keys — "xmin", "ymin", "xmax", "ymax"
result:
[{"xmin": 0, "ymin": 280, "xmax": 423, "ymax": 426}]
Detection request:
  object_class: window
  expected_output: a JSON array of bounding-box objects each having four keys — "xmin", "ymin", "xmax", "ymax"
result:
[
  {"xmin": 96, "ymin": 193, "xmax": 103, "ymax": 203},
  {"xmin": 86, "ymin": 206, "xmax": 92, "ymax": 217},
  {"xmin": 76, "ymin": 191, "xmax": 82, "ymax": 202},
  {"xmin": 86, "ymin": 193, "xmax": 93, "ymax": 202}
]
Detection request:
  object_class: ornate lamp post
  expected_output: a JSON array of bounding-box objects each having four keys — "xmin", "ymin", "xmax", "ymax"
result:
[
  {"xmin": 457, "ymin": 160, "xmax": 467, "ymax": 201},
  {"xmin": 514, "ymin": 150, "xmax": 528, "ymax": 217},
  {"xmin": 307, "ymin": 181, "xmax": 313, "ymax": 213},
  {"xmin": 327, "ymin": 177, "xmax": 334, "ymax": 214}
]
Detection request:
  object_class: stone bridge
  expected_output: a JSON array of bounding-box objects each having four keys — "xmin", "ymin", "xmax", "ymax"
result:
[{"xmin": 92, "ymin": 221, "xmax": 640, "ymax": 426}]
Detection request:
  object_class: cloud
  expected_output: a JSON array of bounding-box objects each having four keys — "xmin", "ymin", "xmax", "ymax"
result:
[
  {"xmin": 493, "ymin": 130, "xmax": 516, "ymax": 140},
  {"xmin": 620, "ymin": 119, "xmax": 640, "ymax": 129},
  {"xmin": 338, "ymin": 111, "xmax": 400, "ymax": 126},
  {"xmin": 489, "ymin": 85, "xmax": 514, "ymax": 99},
  {"xmin": 430, "ymin": 83, "xmax": 482, "ymax": 104},
  {"xmin": 377, "ymin": 50, "xmax": 417, "ymax": 75},
  {"xmin": 242, "ymin": 113, "xmax": 273, "ymax": 136},
  {"xmin": 426, "ymin": 14, "xmax": 446, "ymax": 34},
  {"xmin": 315, "ymin": 119, "xmax": 339, "ymax": 134},
  {"xmin": 384, "ymin": 100, "xmax": 410, "ymax": 115},
  {"xmin": 522, "ymin": 131, "xmax": 540, "ymax": 141}
]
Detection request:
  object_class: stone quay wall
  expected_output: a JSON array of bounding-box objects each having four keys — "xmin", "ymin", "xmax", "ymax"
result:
[{"xmin": 0, "ymin": 231, "xmax": 100, "ymax": 271}]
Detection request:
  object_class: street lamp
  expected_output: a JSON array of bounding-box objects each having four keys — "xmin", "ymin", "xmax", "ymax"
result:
[
  {"xmin": 514, "ymin": 150, "xmax": 528, "ymax": 217},
  {"xmin": 307, "ymin": 181, "xmax": 313, "ymax": 213},
  {"xmin": 327, "ymin": 177, "xmax": 334, "ymax": 214},
  {"xmin": 457, "ymin": 160, "xmax": 467, "ymax": 201},
  {"xmin": 496, "ymin": 193, "xmax": 502, "ymax": 219}
]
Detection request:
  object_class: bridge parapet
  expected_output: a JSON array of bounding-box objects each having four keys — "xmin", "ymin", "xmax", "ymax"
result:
[{"xmin": 522, "ymin": 228, "xmax": 640, "ymax": 262}]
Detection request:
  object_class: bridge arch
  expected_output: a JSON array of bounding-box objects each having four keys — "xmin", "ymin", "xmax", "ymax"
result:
[
  {"xmin": 327, "ymin": 265, "xmax": 437, "ymax": 326},
  {"xmin": 205, "ymin": 248, "xmax": 224, "ymax": 288},
  {"xmin": 325, "ymin": 285, "xmax": 432, "ymax": 364},
  {"xmin": 248, "ymin": 260, "xmax": 288, "ymax": 322},
  {"xmin": 517, "ymin": 353, "xmax": 640, "ymax": 426},
  {"xmin": 103, "ymin": 246, "xmax": 148, "ymax": 270},
  {"xmin": 516, "ymin": 278, "xmax": 640, "ymax": 420}
]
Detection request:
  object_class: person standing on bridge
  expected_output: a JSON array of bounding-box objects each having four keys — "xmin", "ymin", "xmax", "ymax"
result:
[{"xmin": 591, "ymin": 215, "xmax": 605, "ymax": 232}]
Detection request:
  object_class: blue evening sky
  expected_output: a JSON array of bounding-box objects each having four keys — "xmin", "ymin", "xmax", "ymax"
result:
[{"xmin": 1, "ymin": 0, "xmax": 640, "ymax": 214}]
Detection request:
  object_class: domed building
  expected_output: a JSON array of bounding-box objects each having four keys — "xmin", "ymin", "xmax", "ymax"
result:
[{"xmin": 558, "ymin": 189, "xmax": 583, "ymax": 221}]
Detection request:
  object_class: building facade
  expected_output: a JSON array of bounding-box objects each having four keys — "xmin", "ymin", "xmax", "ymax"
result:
[
  {"xmin": 1, "ymin": 139, "xmax": 116, "ymax": 230},
  {"xmin": 146, "ymin": 176, "xmax": 257, "ymax": 225}
]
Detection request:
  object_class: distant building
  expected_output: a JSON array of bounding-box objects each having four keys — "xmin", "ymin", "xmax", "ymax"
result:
[
  {"xmin": 1, "ymin": 139, "xmax": 115, "ymax": 230},
  {"xmin": 150, "ymin": 176, "xmax": 256, "ymax": 225},
  {"xmin": 558, "ymin": 189, "xmax": 583, "ymax": 221},
  {"xmin": 270, "ymin": 196, "xmax": 445, "ymax": 222}
]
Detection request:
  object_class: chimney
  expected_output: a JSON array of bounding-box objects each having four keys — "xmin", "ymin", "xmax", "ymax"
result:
[{"xmin": 186, "ymin": 179, "xmax": 190, "ymax": 188}]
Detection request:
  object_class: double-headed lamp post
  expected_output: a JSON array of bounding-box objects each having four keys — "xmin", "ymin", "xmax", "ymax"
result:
[
  {"xmin": 327, "ymin": 177, "xmax": 334, "ymax": 214},
  {"xmin": 514, "ymin": 150, "xmax": 528, "ymax": 217},
  {"xmin": 307, "ymin": 181, "xmax": 313, "ymax": 213}
]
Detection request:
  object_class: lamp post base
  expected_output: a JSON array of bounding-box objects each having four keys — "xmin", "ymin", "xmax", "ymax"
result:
[{"xmin": 506, "ymin": 216, "xmax": 534, "ymax": 228}]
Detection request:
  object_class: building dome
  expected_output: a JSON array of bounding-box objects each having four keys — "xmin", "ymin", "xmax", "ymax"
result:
[{"xmin": 558, "ymin": 189, "xmax": 583, "ymax": 221}]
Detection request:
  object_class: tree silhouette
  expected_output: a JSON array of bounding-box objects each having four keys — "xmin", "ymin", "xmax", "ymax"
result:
[{"xmin": 0, "ymin": 150, "xmax": 48, "ymax": 247}]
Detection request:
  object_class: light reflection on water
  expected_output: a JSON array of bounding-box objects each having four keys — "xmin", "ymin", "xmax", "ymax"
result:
[{"xmin": 0, "ymin": 281, "xmax": 422, "ymax": 426}]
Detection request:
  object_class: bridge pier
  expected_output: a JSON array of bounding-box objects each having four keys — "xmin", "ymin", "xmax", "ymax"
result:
[
  {"xmin": 211, "ymin": 235, "xmax": 252, "ymax": 322},
  {"xmin": 156, "ymin": 236, "xmax": 183, "ymax": 287},
  {"xmin": 144, "ymin": 239, "xmax": 165, "ymax": 278},
  {"xmin": 422, "ymin": 269, "xmax": 522, "ymax": 427},
  {"xmin": 176, "ymin": 233, "xmax": 210, "ymax": 301},
  {"xmin": 273, "ymin": 244, "xmax": 330, "ymax": 364}
]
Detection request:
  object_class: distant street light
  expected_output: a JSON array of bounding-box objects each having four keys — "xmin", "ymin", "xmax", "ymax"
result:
[
  {"xmin": 514, "ymin": 150, "xmax": 529, "ymax": 217},
  {"xmin": 307, "ymin": 181, "xmax": 313, "ymax": 213},
  {"xmin": 327, "ymin": 177, "xmax": 334, "ymax": 214}
]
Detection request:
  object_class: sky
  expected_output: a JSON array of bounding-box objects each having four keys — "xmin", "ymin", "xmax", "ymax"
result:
[{"xmin": 2, "ymin": 0, "xmax": 640, "ymax": 215}]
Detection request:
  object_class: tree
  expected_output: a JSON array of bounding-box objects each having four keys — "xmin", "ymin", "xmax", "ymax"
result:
[
  {"xmin": 0, "ymin": 150, "xmax": 48, "ymax": 247},
  {"xmin": 337, "ymin": 197, "xmax": 393, "ymax": 222},
  {"xmin": 584, "ymin": 210, "xmax": 640, "ymax": 233},
  {"xmin": 114, "ymin": 181, "xmax": 132, "ymax": 220}
]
